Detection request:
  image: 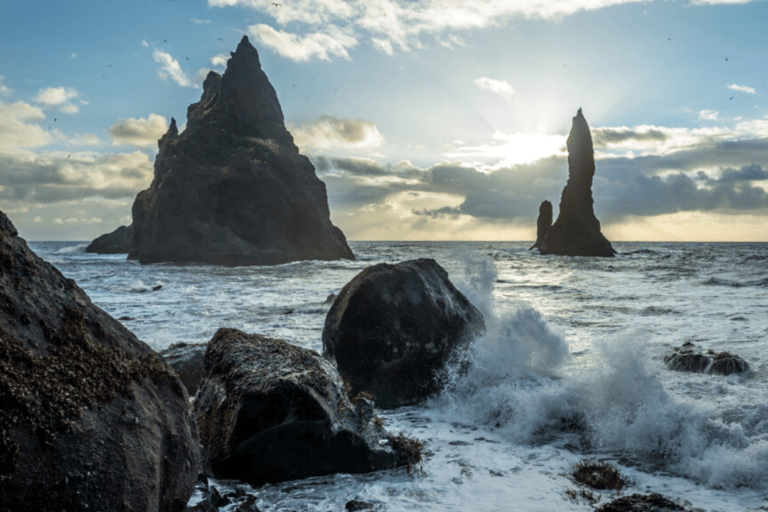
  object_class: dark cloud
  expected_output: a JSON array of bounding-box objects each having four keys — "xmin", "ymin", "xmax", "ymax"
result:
[
  {"xmin": 592, "ymin": 127, "xmax": 668, "ymax": 147},
  {"xmin": 713, "ymin": 163, "xmax": 768, "ymax": 183}
]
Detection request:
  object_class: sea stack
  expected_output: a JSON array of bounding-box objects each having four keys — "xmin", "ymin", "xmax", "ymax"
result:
[
  {"xmin": 98, "ymin": 36, "xmax": 353, "ymax": 265},
  {"xmin": 535, "ymin": 109, "xmax": 615, "ymax": 257}
]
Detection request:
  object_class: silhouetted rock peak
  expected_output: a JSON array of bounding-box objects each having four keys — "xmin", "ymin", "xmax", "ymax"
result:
[
  {"xmin": 534, "ymin": 109, "xmax": 615, "ymax": 257},
  {"xmin": 89, "ymin": 37, "xmax": 354, "ymax": 265}
]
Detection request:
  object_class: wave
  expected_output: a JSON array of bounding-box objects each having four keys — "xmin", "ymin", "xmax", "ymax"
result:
[
  {"xmin": 703, "ymin": 277, "xmax": 768, "ymax": 288},
  {"xmin": 55, "ymin": 243, "xmax": 88, "ymax": 254}
]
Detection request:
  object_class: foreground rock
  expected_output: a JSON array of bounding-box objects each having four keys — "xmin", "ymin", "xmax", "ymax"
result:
[
  {"xmin": 664, "ymin": 341, "xmax": 749, "ymax": 375},
  {"xmin": 85, "ymin": 224, "xmax": 133, "ymax": 254},
  {"xmin": 595, "ymin": 493, "xmax": 687, "ymax": 512},
  {"xmin": 323, "ymin": 258, "xmax": 485, "ymax": 409},
  {"xmin": 92, "ymin": 36, "xmax": 353, "ymax": 265},
  {"xmin": 194, "ymin": 328, "xmax": 420, "ymax": 485},
  {"xmin": 535, "ymin": 109, "xmax": 616, "ymax": 257},
  {"xmin": 160, "ymin": 342, "xmax": 208, "ymax": 395},
  {"xmin": 0, "ymin": 210, "xmax": 199, "ymax": 512},
  {"xmin": 529, "ymin": 200, "xmax": 552, "ymax": 250}
]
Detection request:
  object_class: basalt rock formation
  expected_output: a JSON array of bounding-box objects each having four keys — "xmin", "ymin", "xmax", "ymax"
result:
[
  {"xmin": 529, "ymin": 200, "xmax": 552, "ymax": 250},
  {"xmin": 322, "ymin": 258, "xmax": 486, "ymax": 409},
  {"xmin": 535, "ymin": 109, "xmax": 616, "ymax": 257},
  {"xmin": 85, "ymin": 224, "xmax": 133, "ymax": 254},
  {"xmin": 93, "ymin": 36, "xmax": 353, "ymax": 265},
  {"xmin": 0, "ymin": 209, "xmax": 199, "ymax": 512},
  {"xmin": 193, "ymin": 328, "xmax": 419, "ymax": 485},
  {"xmin": 664, "ymin": 341, "xmax": 749, "ymax": 375}
]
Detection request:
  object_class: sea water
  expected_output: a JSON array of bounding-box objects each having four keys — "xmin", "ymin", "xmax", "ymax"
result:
[{"xmin": 30, "ymin": 241, "xmax": 768, "ymax": 511}]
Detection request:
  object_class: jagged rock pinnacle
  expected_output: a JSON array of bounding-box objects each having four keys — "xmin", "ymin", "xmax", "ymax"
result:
[{"xmin": 534, "ymin": 108, "xmax": 615, "ymax": 257}]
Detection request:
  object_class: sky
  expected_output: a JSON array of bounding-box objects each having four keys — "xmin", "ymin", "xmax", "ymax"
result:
[{"xmin": 2, "ymin": 0, "xmax": 768, "ymax": 242}]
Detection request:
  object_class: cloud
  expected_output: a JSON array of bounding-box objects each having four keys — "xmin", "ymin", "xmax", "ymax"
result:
[
  {"xmin": 288, "ymin": 116, "xmax": 384, "ymax": 151},
  {"xmin": 191, "ymin": 18, "xmax": 211, "ymax": 24},
  {"xmin": 0, "ymin": 101, "xmax": 53, "ymax": 148},
  {"xmin": 0, "ymin": 149, "xmax": 153, "ymax": 204},
  {"xmin": 108, "ymin": 114, "xmax": 169, "ymax": 147},
  {"xmin": 698, "ymin": 110, "xmax": 718, "ymax": 121},
  {"xmin": 728, "ymin": 83, "xmax": 757, "ymax": 94},
  {"xmin": 213, "ymin": 0, "xmax": 657, "ymax": 59},
  {"xmin": 0, "ymin": 76, "xmax": 11, "ymax": 96},
  {"xmin": 474, "ymin": 77, "xmax": 515, "ymax": 99},
  {"xmin": 33, "ymin": 86, "xmax": 80, "ymax": 113},
  {"xmin": 152, "ymin": 50, "xmax": 195, "ymax": 87},
  {"xmin": 211, "ymin": 54, "xmax": 229, "ymax": 68},
  {"xmin": 247, "ymin": 24, "xmax": 357, "ymax": 61}
]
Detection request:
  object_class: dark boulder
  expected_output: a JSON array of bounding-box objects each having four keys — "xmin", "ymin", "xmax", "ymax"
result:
[
  {"xmin": 536, "ymin": 109, "xmax": 616, "ymax": 257},
  {"xmin": 0, "ymin": 209, "xmax": 199, "ymax": 512},
  {"xmin": 85, "ymin": 224, "xmax": 133, "ymax": 254},
  {"xmin": 160, "ymin": 342, "xmax": 208, "ymax": 395},
  {"xmin": 322, "ymin": 258, "xmax": 485, "ymax": 409},
  {"xmin": 529, "ymin": 200, "xmax": 552, "ymax": 250},
  {"xmin": 193, "ymin": 328, "xmax": 418, "ymax": 486},
  {"xmin": 594, "ymin": 493, "xmax": 687, "ymax": 512},
  {"xmin": 664, "ymin": 341, "xmax": 749, "ymax": 375},
  {"xmin": 113, "ymin": 36, "xmax": 353, "ymax": 266}
]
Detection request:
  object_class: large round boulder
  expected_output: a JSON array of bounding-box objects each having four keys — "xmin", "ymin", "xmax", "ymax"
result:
[
  {"xmin": 193, "ymin": 328, "xmax": 419, "ymax": 486},
  {"xmin": 0, "ymin": 210, "xmax": 199, "ymax": 512},
  {"xmin": 664, "ymin": 341, "xmax": 749, "ymax": 375},
  {"xmin": 322, "ymin": 258, "xmax": 485, "ymax": 409}
]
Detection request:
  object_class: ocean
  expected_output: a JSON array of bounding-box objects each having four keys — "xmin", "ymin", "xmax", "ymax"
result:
[{"xmin": 29, "ymin": 240, "xmax": 768, "ymax": 511}]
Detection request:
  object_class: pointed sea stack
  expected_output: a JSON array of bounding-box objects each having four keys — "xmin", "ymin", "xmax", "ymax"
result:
[
  {"xmin": 117, "ymin": 36, "xmax": 353, "ymax": 265},
  {"xmin": 536, "ymin": 109, "xmax": 615, "ymax": 257}
]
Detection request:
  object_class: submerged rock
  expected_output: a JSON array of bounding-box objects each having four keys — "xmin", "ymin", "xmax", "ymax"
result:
[
  {"xmin": 93, "ymin": 36, "xmax": 353, "ymax": 265},
  {"xmin": 664, "ymin": 341, "xmax": 749, "ymax": 375},
  {"xmin": 194, "ymin": 328, "xmax": 417, "ymax": 485},
  {"xmin": 85, "ymin": 224, "xmax": 133, "ymax": 254},
  {"xmin": 535, "ymin": 109, "xmax": 616, "ymax": 257},
  {"xmin": 322, "ymin": 258, "xmax": 485, "ymax": 409},
  {"xmin": 594, "ymin": 493, "xmax": 687, "ymax": 512},
  {"xmin": 0, "ymin": 209, "xmax": 199, "ymax": 512}
]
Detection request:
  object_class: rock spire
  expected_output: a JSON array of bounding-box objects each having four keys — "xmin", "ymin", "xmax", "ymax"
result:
[{"xmin": 534, "ymin": 108, "xmax": 615, "ymax": 257}]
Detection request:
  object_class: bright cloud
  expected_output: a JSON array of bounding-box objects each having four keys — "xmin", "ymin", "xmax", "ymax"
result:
[
  {"xmin": 152, "ymin": 50, "xmax": 195, "ymax": 87},
  {"xmin": 33, "ymin": 86, "xmax": 80, "ymax": 113},
  {"xmin": 248, "ymin": 24, "xmax": 357, "ymax": 61},
  {"xmin": 474, "ymin": 77, "xmax": 515, "ymax": 99},
  {"xmin": 0, "ymin": 101, "xmax": 53, "ymax": 148},
  {"xmin": 108, "ymin": 114, "xmax": 169, "ymax": 147},
  {"xmin": 0, "ymin": 76, "xmax": 11, "ymax": 96},
  {"xmin": 698, "ymin": 110, "xmax": 718, "ymax": 120},
  {"xmin": 213, "ymin": 0, "xmax": 654, "ymax": 58},
  {"xmin": 728, "ymin": 83, "xmax": 757, "ymax": 94},
  {"xmin": 288, "ymin": 116, "xmax": 384, "ymax": 151}
]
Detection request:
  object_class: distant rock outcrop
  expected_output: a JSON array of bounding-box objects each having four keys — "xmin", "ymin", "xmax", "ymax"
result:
[
  {"xmin": 664, "ymin": 341, "xmax": 749, "ymax": 375},
  {"xmin": 529, "ymin": 200, "xmax": 552, "ymax": 250},
  {"xmin": 0, "ymin": 209, "xmax": 199, "ymax": 512},
  {"xmin": 535, "ymin": 109, "xmax": 616, "ymax": 257},
  {"xmin": 322, "ymin": 259, "xmax": 485, "ymax": 409},
  {"xmin": 92, "ymin": 36, "xmax": 353, "ymax": 265},
  {"xmin": 85, "ymin": 224, "xmax": 133, "ymax": 254},
  {"xmin": 193, "ymin": 328, "xmax": 418, "ymax": 485}
]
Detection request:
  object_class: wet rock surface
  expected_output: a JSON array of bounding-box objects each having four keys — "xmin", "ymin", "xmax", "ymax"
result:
[
  {"xmin": 0, "ymin": 209, "xmax": 199, "ymax": 512},
  {"xmin": 322, "ymin": 258, "xmax": 485, "ymax": 409},
  {"xmin": 594, "ymin": 493, "xmax": 687, "ymax": 512},
  {"xmin": 535, "ymin": 109, "xmax": 616, "ymax": 257},
  {"xmin": 193, "ymin": 328, "xmax": 417, "ymax": 486},
  {"xmin": 93, "ymin": 36, "xmax": 353, "ymax": 265},
  {"xmin": 160, "ymin": 341, "xmax": 208, "ymax": 396},
  {"xmin": 664, "ymin": 341, "xmax": 749, "ymax": 375},
  {"xmin": 529, "ymin": 200, "xmax": 553, "ymax": 250}
]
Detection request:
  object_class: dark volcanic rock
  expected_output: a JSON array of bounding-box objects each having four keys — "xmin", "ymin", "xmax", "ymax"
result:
[
  {"xmin": 120, "ymin": 36, "xmax": 353, "ymax": 265},
  {"xmin": 322, "ymin": 258, "xmax": 485, "ymax": 409},
  {"xmin": 0, "ymin": 210, "xmax": 199, "ymax": 512},
  {"xmin": 194, "ymin": 328, "xmax": 415, "ymax": 485},
  {"xmin": 664, "ymin": 341, "xmax": 749, "ymax": 375},
  {"xmin": 160, "ymin": 342, "xmax": 208, "ymax": 395},
  {"xmin": 529, "ymin": 200, "xmax": 553, "ymax": 250},
  {"xmin": 536, "ymin": 109, "xmax": 616, "ymax": 257},
  {"xmin": 85, "ymin": 224, "xmax": 133, "ymax": 254},
  {"xmin": 594, "ymin": 493, "xmax": 687, "ymax": 512}
]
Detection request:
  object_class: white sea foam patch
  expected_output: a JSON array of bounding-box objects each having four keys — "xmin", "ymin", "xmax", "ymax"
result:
[{"xmin": 55, "ymin": 243, "xmax": 88, "ymax": 254}]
